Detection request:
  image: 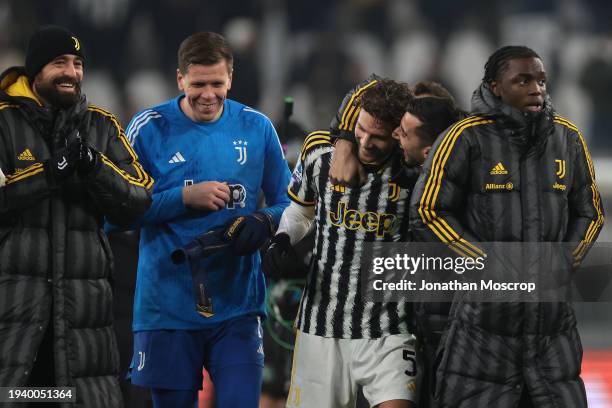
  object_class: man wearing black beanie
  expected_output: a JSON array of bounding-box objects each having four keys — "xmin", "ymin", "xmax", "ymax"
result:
[
  {"xmin": 0, "ymin": 25, "xmax": 153, "ymax": 408},
  {"xmin": 25, "ymin": 25, "xmax": 86, "ymax": 109}
]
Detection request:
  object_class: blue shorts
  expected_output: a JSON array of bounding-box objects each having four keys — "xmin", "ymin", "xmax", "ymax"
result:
[{"xmin": 129, "ymin": 315, "xmax": 264, "ymax": 394}]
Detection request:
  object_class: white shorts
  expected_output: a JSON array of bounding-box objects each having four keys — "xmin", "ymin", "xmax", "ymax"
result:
[{"xmin": 286, "ymin": 331, "xmax": 417, "ymax": 408}]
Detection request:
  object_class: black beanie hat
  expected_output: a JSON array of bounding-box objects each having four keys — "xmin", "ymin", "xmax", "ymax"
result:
[{"xmin": 25, "ymin": 25, "xmax": 84, "ymax": 83}]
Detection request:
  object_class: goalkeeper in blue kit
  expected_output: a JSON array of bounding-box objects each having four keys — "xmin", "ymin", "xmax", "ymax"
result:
[{"xmin": 122, "ymin": 32, "xmax": 291, "ymax": 407}]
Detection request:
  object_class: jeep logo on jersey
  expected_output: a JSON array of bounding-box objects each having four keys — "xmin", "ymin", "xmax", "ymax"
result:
[
  {"xmin": 233, "ymin": 140, "xmax": 248, "ymax": 165},
  {"xmin": 227, "ymin": 184, "xmax": 246, "ymax": 209},
  {"xmin": 328, "ymin": 200, "xmax": 397, "ymax": 237}
]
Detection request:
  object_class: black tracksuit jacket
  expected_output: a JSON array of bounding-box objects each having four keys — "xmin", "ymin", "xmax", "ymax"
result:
[
  {"xmin": 410, "ymin": 84, "xmax": 604, "ymax": 408},
  {"xmin": 0, "ymin": 67, "xmax": 153, "ymax": 408}
]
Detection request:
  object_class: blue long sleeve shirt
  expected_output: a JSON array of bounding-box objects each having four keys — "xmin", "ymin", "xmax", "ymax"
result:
[{"xmin": 124, "ymin": 96, "xmax": 291, "ymax": 330}]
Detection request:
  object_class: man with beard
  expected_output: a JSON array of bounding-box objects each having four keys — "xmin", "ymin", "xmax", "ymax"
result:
[
  {"xmin": 292, "ymin": 75, "xmax": 463, "ymax": 407},
  {"xmin": 410, "ymin": 46, "xmax": 604, "ymax": 407},
  {"xmin": 328, "ymin": 77, "xmax": 461, "ymax": 187},
  {"xmin": 263, "ymin": 79, "xmax": 420, "ymax": 408},
  {"xmin": 0, "ymin": 25, "xmax": 153, "ymax": 408}
]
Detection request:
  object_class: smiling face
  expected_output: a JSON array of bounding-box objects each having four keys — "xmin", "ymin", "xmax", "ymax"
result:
[
  {"xmin": 392, "ymin": 112, "xmax": 430, "ymax": 166},
  {"xmin": 177, "ymin": 60, "xmax": 232, "ymax": 123},
  {"xmin": 490, "ymin": 57, "xmax": 547, "ymax": 113},
  {"xmin": 354, "ymin": 109, "xmax": 397, "ymax": 165},
  {"xmin": 32, "ymin": 54, "xmax": 83, "ymax": 108}
]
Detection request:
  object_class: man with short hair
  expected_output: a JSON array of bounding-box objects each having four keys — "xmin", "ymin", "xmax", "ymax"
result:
[
  {"xmin": 264, "ymin": 79, "xmax": 418, "ymax": 408},
  {"xmin": 125, "ymin": 31, "xmax": 291, "ymax": 407},
  {"xmin": 410, "ymin": 45, "xmax": 604, "ymax": 407},
  {"xmin": 0, "ymin": 25, "xmax": 153, "ymax": 408},
  {"xmin": 394, "ymin": 94, "xmax": 462, "ymax": 168},
  {"xmin": 388, "ymin": 91, "xmax": 465, "ymax": 408},
  {"xmin": 328, "ymin": 77, "xmax": 460, "ymax": 187},
  {"xmin": 317, "ymin": 75, "xmax": 465, "ymax": 408}
]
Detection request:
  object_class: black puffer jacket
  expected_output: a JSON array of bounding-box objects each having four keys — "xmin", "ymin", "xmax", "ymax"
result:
[
  {"xmin": 409, "ymin": 84, "xmax": 604, "ymax": 407},
  {"xmin": 0, "ymin": 67, "xmax": 153, "ymax": 408}
]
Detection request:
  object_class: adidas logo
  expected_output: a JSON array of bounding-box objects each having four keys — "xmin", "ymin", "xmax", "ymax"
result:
[
  {"xmin": 17, "ymin": 149, "xmax": 35, "ymax": 161},
  {"xmin": 490, "ymin": 162, "xmax": 508, "ymax": 175},
  {"xmin": 169, "ymin": 152, "xmax": 186, "ymax": 163}
]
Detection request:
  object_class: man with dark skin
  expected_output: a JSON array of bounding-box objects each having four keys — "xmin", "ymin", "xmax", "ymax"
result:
[{"xmin": 410, "ymin": 46, "xmax": 603, "ymax": 407}]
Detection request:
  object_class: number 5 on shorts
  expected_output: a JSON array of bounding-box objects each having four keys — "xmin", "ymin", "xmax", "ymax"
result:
[{"xmin": 403, "ymin": 349, "xmax": 417, "ymax": 376}]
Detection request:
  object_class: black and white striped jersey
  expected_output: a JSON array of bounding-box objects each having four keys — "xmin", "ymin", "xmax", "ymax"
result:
[{"xmin": 288, "ymin": 130, "xmax": 413, "ymax": 339}]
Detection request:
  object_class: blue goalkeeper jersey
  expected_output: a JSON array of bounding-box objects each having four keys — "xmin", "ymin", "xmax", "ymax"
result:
[{"xmin": 125, "ymin": 96, "xmax": 291, "ymax": 331}]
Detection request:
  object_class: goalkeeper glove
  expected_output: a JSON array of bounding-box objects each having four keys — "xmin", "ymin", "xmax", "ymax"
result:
[{"xmin": 225, "ymin": 212, "xmax": 274, "ymax": 255}]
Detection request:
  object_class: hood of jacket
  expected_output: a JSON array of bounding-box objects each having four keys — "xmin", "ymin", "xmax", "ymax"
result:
[
  {"xmin": 470, "ymin": 83, "xmax": 555, "ymax": 143},
  {"xmin": 0, "ymin": 66, "xmax": 43, "ymax": 106}
]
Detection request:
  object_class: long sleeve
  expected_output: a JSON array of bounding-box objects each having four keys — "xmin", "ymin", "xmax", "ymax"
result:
[
  {"xmin": 0, "ymin": 106, "xmax": 52, "ymax": 212},
  {"xmin": 114, "ymin": 111, "xmax": 190, "ymax": 229},
  {"xmin": 259, "ymin": 120, "xmax": 292, "ymax": 227},
  {"xmin": 561, "ymin": 122, "xmax": 604, "ymax": 266},
  {"xmin": 409, "ymin": 117, "xmax": 487, "ymax": 259},
  {"xmin": 277, "ymin": 130, "xmax": 330, "ymax": 243},
  {"xmin": 84, "ymin": 109, "xmax": 153, "ymax": 226},
  {"xmin": 277, "ymin": 201, "xmax": 316, "ymax": 245},
  {"xmin": 130, "ymin": 135, "xmax": 189, "ymax": 226},
  {"xmin": 0, "ymin": 160, "xmax": 51, "ymax": 213}
]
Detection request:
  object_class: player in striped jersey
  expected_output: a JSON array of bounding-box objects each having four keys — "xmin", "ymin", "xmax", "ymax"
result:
[
  {"xmin": 265, "ymin": 79, "xmax": 466, "ymax": 407},
  {"xmin": 329, "ymin": 75, "xmax": 461, "ymax": 187},
  {"xmin": 265, "ymin": 80, "xmax": 417, "ymax": 408}
]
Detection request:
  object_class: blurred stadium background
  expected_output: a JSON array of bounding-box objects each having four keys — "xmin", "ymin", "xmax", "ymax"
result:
[{"xmin": 2, "ymin": 0, "xmax": 611, "ymax": 406}]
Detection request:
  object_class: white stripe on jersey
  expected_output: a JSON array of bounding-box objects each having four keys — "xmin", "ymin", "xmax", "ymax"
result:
[
  {"xmin": 127, "ymin": 110, "xmax": 162, "ymax": 144},
  {"xmin": 324, "ymin": 200, "xmax": 349, "ymax": 336},
  {"xmin": 360, "ymin": 183, "xmax": 396, "ymax": 336},
  {"xmin": 295, "ymin": 152, "xmax": 411, "ymax": 339},
  {"xmin": 242, "ymin": 107, "xmax": 268, "ymax": 118},
  {"xmin": 342, "ymin": 186, "xmax": 369, "ymax": 337},
  {"xmin": 297, "ymin": 158, "xmax": 326, "ymax": 334},
  {"xmin": 126, "ymin": 110, "xmax": 154, "ymax": 139}
]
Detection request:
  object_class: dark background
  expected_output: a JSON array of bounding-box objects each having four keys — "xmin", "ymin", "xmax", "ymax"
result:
[{"xmin": 2, "ymin": 1, "xmax": 612, "ymax": 406}]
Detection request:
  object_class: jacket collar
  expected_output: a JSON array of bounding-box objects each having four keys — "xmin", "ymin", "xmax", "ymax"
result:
[
  {"xmin": 470, "ymin": 83, "xmax": 554, "ymax": 128},
  {"xmin": 470, "ymin": 83, "xmax": 555, "ymax": 145}
]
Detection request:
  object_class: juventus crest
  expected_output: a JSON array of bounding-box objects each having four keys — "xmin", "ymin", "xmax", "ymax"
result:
[{"xmin": 233, "ymin": 140, "xmax": 248, "ymax": 165}]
